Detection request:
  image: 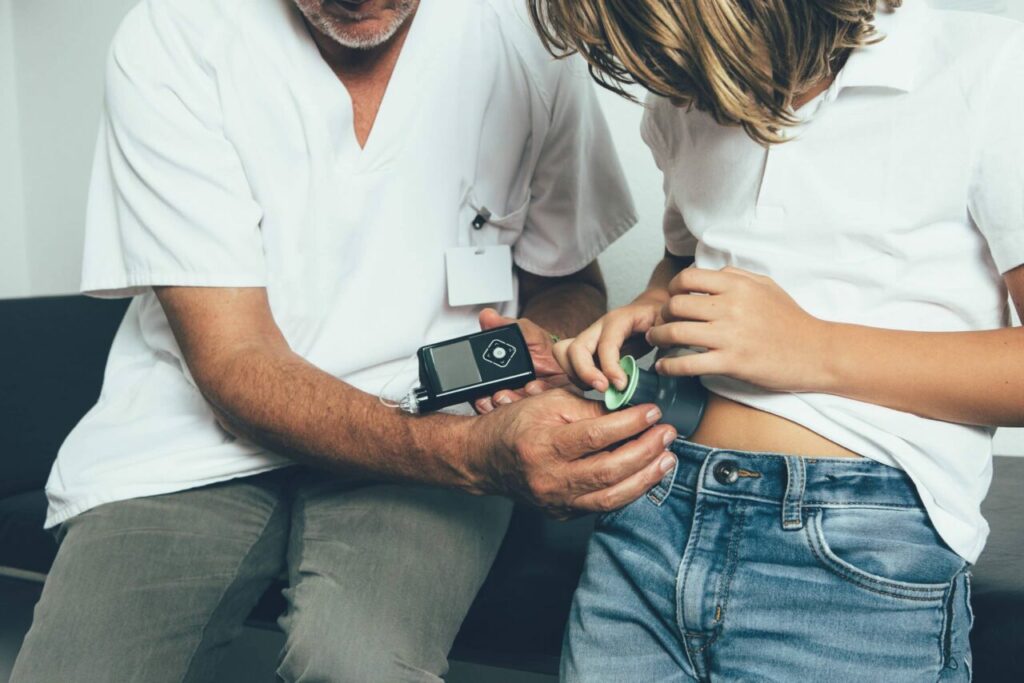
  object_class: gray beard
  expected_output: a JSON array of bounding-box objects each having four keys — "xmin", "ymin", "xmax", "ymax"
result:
[{"xmin": 313, "ymin": 0, "xmax": 416, "ymax": 50}]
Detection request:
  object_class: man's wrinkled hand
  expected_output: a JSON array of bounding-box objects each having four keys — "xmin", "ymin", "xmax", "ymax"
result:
[{"xmin": 471, "ymin": 388, "xmax": 678, "ymax": 519}]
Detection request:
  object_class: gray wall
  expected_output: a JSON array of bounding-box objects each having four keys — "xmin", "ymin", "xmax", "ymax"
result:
[{"xmin": 0, "ymin": 0, "xmax": 1022, "ymax": 454}]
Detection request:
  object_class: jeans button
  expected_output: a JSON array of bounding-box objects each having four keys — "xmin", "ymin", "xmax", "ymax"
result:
[{"xmin": 713, "ymin": 460, "xmax": 740, "ymax": 485}]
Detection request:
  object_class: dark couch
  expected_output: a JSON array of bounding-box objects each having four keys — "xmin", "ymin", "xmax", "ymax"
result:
[{"xmin": 1, "ymin": 295, "xmax": 1021, "ymax": 680}]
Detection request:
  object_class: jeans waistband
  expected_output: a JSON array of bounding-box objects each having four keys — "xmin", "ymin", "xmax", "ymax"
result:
[{"xmin": 656, "ymin": 439, "xmax": 922, "ymax": 529}]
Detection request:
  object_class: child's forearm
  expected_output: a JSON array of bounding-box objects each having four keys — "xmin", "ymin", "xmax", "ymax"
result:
[
  {"xmin": 816, "ymin": 324, "xmax": 1024, "ymax": 427},
  {"xmin": 637, "ymin": 252, "xmax": 694, "ymax": 305},
  {"xmin": 650, "ymin": 265, "xmax": 1024, "ymax": 429}
]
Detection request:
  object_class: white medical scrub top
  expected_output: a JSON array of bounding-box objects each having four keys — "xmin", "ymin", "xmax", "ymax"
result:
[
  {"xmin": 642, "ymin": 0, "xmax": 1024, "ymax": 562},
  {"xmin": 46, "ymin": 0, "xmax": 636, "ymax": 527}
]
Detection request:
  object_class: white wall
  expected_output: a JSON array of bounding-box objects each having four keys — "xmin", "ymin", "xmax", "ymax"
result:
[
  {"xmin": 0, "ymin": 0, "xmax": 1021, "ymax": 454},
  {"xmin": 0, "ymin": 0, "xmax": 29, "ymax": 298},
  {"xmin": 7, "ymin": 0, "xmax": 138, "ymax": 296}
]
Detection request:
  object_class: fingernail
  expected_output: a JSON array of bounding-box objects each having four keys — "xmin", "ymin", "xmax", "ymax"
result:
[
  {"xmin": 480, "ymin": 399, "xmax": 493, "ymax": 413},
  {"xmin": 614, "ymin": 377, "xmax": 627, "ymax": 391},
  {"xmin": 660, "ymin": 455, "xmax": 677, "ymax": 473},
  {"xmin": 496, "ymin": 395, "xmax": 512, "ymax": 405},
  {"xmin": 645, "ymin": 330, "xmax": 653, "ymax": 344},
  {"xmin": 663, "ymin": 430, "xmax": 675, "ymax": 447},
  {"xmin": 526, "ymin": 383, "xmax": 543, "ymax": 395},
  {"xmin": 646, "ymin": 407, "xmax": 662, "ymax": 424}
]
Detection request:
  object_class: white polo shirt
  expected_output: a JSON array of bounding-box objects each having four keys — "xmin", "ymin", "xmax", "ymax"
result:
[
  {"xmin": 45, "ymin": 0, "xmax": 636, "ymax": 527},
  {"xmin": 643, "ymin": 0, "xmax": 1024, "ymax": 562}
]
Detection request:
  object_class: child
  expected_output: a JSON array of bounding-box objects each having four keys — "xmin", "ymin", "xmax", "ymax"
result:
[{"xmin": 531, "ymin": 0, "xmax": 1024, "ymax": 680}]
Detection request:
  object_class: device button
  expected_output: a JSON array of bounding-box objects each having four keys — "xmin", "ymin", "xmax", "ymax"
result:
[
  {"xmin": 482, "ymin": 339, "xmax": 517, "ymax": 368},
  {"xmin": 713, "ymin": 460, "xmax": 740, "ymax": 485}
]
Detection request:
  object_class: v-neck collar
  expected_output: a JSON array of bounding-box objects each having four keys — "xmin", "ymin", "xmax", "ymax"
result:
[{"xmin": 293, "ymin": 0, "xmax": 438, "ymax": 174}]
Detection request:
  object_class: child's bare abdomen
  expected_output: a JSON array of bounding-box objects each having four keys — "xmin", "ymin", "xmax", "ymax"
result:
[{"xmin": 690, "ymin": 393, "xmax": 862, "ymax": 459}]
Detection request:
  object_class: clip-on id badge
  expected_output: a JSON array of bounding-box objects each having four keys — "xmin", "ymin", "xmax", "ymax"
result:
[{"xmin": 446, "ymin": 206, "xmax": 515, "ymax": 307}]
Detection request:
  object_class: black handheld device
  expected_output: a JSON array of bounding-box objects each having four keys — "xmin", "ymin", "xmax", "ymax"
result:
[{"xmin": 407, "ymin": 324, "xmax": 536, "ymax": 413}]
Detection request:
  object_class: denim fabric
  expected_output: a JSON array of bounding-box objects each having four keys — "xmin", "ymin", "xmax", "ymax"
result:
[{"xmin": 562, "ymin": 440, "xmax": 973, "ymax": 682}]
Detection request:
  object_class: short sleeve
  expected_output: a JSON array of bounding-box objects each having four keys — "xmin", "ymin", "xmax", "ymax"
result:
[
  {"xmin": 968, "ymin": 29, "xmax": 1024, "ymax": 276},
  {"xmin": 513, "ymin": 56, "xmax": 637, "ymax": 277},
  {"xmin": 641, "ymin": 96, "xmax": 697, "ymax": 258},
  {"xmin": 81, "ymin": 1, "xmax": 266, "ymax": 298}
]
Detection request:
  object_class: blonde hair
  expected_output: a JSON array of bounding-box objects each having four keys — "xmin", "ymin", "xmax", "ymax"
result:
[{"xmin": 529, "ymin": 0, "xmax": 902, "ymax": 144}]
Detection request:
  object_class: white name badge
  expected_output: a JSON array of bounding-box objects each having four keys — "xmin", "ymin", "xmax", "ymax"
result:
[{"xmin": 446, "ymin": 245, "xmax": 515, "ymax": 307}]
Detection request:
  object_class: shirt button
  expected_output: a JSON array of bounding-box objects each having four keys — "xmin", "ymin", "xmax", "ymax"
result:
[{"xmin": 713, "ymin": 460, "xmax": 740, "ymax": 485}]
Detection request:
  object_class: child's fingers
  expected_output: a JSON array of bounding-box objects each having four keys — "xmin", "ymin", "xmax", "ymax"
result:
[
  {"xmin": 553, "ymin": 339, "xmax": 587, "ymax": 390},
  {"xmin": 655, "ymin": 350, "xmax": 726, "ymax": 377},
  {"xmin": 567, "ymin": 336, "xmax": 607, "ymax": 392},
  {"xmin": 596, "ymin": 317, "xmax": 637, "ymax": 391},
  {"xmin": 646, "ymin": 321, "xmax": 717, "ymax": 350}
]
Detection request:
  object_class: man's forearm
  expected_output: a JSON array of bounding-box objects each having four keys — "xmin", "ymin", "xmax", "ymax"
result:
[{"xmin": 205, "ymin": 346, "xmax": 483, "ymax": 490}]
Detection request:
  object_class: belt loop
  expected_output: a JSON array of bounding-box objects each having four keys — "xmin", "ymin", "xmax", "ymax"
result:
[
  {"xmin": 647, "ymin": 461, "xmax": 680, "ymax": 507},
  {"xmin": 782, "ymin": 456, "xmax": 806, "ymax": 530}
]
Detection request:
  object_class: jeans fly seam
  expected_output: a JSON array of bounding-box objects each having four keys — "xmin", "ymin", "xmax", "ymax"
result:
[
  {"xmin": 686, "ymin": 628, "xmax": 722, "ymax": 655},
  {"xmin": 675, "ymin": 472, "xmax": 711, "ymax": 680},
  {"xmin": 677, "ymin": 496, "xmax": 708, "ymax": 636},
  {"xmin": 713, "ymin": 503, "xmax": 747, "ymax": 628}
]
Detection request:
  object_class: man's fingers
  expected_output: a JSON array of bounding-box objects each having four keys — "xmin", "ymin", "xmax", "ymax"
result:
[
  {"xmin": 475, "ymin": 397, "xmax": 495, "ymax": 414},
  {"xmin": 567, "ymin": 423, "xmax": 676, "ymax": 495},
  {"xmin": 550, "ymin": 403, "xmax": 662, "ymax": 457},
  {"xmin": 493, "ymin": 389, "xmax": 527, "ymax": 406},
  {"xmin": 571, "ymin": 449, "xmax": 678, "ymax": 514},
  {"xmin": 525, "ymin": 377, "xmax": 575, "ymax": 395},
  {"xmin": 479, "ymin": 307, "xmax": 516, "ymax": 331}
]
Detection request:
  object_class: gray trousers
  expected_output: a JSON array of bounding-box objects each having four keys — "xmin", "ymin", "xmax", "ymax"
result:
[{"xmin": 11, "ymin": 468, "xmax": 512, "ymax": 683}]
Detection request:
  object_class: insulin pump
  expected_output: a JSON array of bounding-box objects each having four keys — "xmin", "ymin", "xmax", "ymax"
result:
[
  {"xmin": 404, "ymin": 328, "xmax": 708, "ymax": 438},
  {"xmin": 403, "ymin": 324, "xmax": 536, "ymax": 413}
]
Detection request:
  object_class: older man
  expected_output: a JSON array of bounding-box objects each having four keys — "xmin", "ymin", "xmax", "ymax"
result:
[{"xmin": 10, "ymin": 0, "xmax": 679, "ymax": 681}]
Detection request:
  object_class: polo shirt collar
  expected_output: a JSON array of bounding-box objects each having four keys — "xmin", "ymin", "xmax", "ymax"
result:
[{"xmin": 838, "ymin": 0, "xmax": 928, "ymax": 93}]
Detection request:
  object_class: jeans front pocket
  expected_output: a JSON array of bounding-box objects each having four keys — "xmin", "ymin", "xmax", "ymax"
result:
[
  {"xmin": 597, "ymin": 464, "xmax": 679, "ymax": 528},
  {"xmin": 804, "ymin": 507, "xmax": 965, "ymax": 601}
]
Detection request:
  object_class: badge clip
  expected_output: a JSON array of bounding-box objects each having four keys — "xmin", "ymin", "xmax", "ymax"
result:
[{"xmin": 472, "ymin": 207, "xmax": 492, "ymax": 230}]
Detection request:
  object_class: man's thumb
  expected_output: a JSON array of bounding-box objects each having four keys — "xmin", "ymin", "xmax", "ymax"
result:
[{"xmin": 479, "ymin": 307, "xmax": 516, "ymax": 331}]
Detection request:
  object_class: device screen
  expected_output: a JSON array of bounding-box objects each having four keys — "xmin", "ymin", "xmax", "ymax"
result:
[{"xmin": 430, "ymin": 341, "xmax": 483, "ymax": 392}]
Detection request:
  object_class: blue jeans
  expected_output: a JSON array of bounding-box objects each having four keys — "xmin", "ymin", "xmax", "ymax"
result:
[{"xmin": 562, "ymin": 441, "xmax": 973, "ymax": 682}]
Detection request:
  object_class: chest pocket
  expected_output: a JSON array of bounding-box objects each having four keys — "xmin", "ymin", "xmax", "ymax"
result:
[{"xmin": 460, "ymin": 186, "xmax": 530, "ymax": 248}]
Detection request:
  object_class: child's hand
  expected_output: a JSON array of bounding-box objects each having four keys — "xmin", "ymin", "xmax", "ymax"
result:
[
  {"xmin": 553, "ymin": 298, "xmax": 665, "ymax": 392},
  {"xmin": 646, "ymin": 267, "xmax": 830, "ymax": 392}
]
